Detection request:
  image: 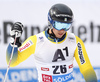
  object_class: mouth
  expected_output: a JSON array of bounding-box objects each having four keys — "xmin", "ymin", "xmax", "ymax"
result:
[{"xmin": 58, "ymin": 33, "xmax": 63, "ymax": 36}]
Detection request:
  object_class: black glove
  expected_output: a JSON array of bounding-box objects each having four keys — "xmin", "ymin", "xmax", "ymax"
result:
[{"xmin": 10, "ymin": 22, "xmax": 24, "ymax": 47}]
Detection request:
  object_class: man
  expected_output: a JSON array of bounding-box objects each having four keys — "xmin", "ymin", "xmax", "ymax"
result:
[{"xmin": 6, "ymin": 4, "xmax": 97, "ymax": 82}]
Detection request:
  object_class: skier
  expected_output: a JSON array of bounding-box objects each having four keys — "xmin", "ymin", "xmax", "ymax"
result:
[{"xmin": 6, "ymin": 3, "xmax": 97, "ymax": 82}]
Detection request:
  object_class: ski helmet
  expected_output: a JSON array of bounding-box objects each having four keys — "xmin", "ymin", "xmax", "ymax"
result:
[{"xmin": 48, "ymin": 3, "xmax": 73, "ymax": 31}]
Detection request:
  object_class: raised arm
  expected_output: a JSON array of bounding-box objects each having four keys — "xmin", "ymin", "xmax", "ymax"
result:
[
  {"xmin": 74, "ymin": 36, "xmax": 97, "ymax": 82},
  {"xmin": 6, "ymin": 22, "xmax": 37, "ymax": 67}
]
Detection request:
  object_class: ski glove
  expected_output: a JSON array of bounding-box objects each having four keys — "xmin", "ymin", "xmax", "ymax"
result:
[{"xmin": 10, "ymin": 22, "xmax": 24, "ymax": 47}]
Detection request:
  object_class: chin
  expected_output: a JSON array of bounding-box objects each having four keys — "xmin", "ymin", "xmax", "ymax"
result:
[{"xmin": 57, "ymin": 36, "xmax": 63, "ymax": 39}]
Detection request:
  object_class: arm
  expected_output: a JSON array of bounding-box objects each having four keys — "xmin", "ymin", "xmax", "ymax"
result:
[
  {"xmin": 6, "ymin": 35, "xmax": 37, "ymax": 67},
  {"xmin": 74, "ymin": 36, "xmax": 97, "ymax": 82},
  {"xmin": 6, "ymin": 22, "xmax": 37, "ymax": 67}
]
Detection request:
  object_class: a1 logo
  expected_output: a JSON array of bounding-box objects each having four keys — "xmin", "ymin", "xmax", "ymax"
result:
[{"xmin": 52, "ymin": 47, "xmax": 69, "ymax": 62}]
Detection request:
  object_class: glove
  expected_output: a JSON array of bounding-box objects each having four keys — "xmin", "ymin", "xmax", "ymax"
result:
[{"xmin": 10, "ymin": 22, "xmax": 24, "ymax": 47}]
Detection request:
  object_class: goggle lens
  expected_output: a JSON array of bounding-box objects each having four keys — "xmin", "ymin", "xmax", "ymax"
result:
[{"xmin": 53, "ymin": 21, "xmax": 71, "ymax": 31}]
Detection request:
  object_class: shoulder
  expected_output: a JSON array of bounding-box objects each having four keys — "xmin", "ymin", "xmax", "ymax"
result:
[
  {"xmin": 67, "ymin": 32, "xmax": 75, "ymax": 38},
  {"xmin": 67, "ymin": 32, "xmax": 84, "ymax": 45},
  {"xmin": 75, "ymin": 36, "xmax": 84, "ymax": 44},
  {"xmin": 35, "ymin": 31, "xmax": 45, "ymax": 40},
  {"xmin": 67, "ymin": 31, "xmax": 84, "ymax": 44},
  {"xmin": 67, "ymin": 32, "xmax": 76, "ymax": 42},
  {"xmin": 27, "ymin": 31, "xmax": 44, "ymax": 41},
  {"xmin": 34, "ymin": 31, "xmax": 46, "ymax": 43},
  {"xmin": 35, "ymin": 31, "xmax": 45, "ymax": 37}
]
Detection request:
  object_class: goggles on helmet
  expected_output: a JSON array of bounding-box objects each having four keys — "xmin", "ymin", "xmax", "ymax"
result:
[
  {"xmin": 52, "ymin": 21, "xmax": 71, "ymax": 31},
  {"xmin": 48, "ymin": 13, "xmax": 72, "ymax": 31}
]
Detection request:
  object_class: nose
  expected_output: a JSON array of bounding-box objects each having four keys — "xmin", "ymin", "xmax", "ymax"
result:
[{"xmin": 59, "ymin": 29, "xmax": 65, "ymax": 32}]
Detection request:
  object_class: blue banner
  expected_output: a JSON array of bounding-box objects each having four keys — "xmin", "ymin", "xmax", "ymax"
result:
[
  {"xmin": 0, "ymin": 68, "xmax": 38, "ymax": 82},
  {"xmin": 0, "ymin": 67, "xmax": 100, "ymax": 82}
]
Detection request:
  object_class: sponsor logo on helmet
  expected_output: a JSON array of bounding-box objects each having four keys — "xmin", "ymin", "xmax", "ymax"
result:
[
  {"xmin": 77, "ymin": 42, "xmax": 85, "ymax": 64},
  {"xmin": 64, "ymin": 18, "xmax": 67, "ymax": 21},
  {"xmin": 18, "ymin": 40, "xmax": 33, "ymax": 52},
  {"xmin": 55, "ymin": 14, "xmax": 72, "ymax": 18}
]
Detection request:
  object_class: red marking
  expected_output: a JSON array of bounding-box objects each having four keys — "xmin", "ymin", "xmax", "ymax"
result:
[
  {"xmin": 41, "ymin": 67, "xmax": 49, "ymax": 71},
  {"xmin": 42, "ymin": 74, "xmax": 53, "ymax": 82},
  {"xmin": 19, "ymin": 42, "xmax": 30, "ymax": 52},
  {"xmin": 69, "ymin": 64, "xmax": 73, "ymax": 69}
]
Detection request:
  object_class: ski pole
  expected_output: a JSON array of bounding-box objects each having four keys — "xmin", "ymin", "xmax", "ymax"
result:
[{"xmin": 4, "ymin": 32, "xmax": 18, "ymax": 82}]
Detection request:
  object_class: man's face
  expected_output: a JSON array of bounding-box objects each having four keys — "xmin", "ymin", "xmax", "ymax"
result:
[{"xmin": 53, "ymin": 28, "xmax": 66, "ymax": 38}]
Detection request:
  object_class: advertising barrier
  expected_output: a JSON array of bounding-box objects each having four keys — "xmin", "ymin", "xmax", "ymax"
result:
[{"xmin": 0, "ymin": 67, "xmax": 100, "ymax": 82}]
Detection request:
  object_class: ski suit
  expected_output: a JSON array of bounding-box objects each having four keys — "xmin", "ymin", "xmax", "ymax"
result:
[{"xmin": 6, "ymin": 30, "xmax": 97, "ymax": 82}]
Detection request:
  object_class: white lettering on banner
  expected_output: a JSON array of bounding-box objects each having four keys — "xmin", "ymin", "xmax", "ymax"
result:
[
  {"xmin": 18, "ymin": 40, "xmax": 33, "ymax": 52},
  {"xmin": 0, "ymin": 73, "xmax": 4, "ymax": 81},
  {"xmin": 0, "ymin": 69, "xmax": 38, "ymax": 82},
  {"xmin": 11, "ymin": 72, "xmax": 20, "ymax": 82}
]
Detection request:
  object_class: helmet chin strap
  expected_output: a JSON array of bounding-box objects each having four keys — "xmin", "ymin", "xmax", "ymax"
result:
[
  {"xmin": 47, "ymin": 28, "xmax": 57, "ymax": 39},
  {"xmin": 47, "ymin": 21, "xmax": 57, "ymax": 39}
]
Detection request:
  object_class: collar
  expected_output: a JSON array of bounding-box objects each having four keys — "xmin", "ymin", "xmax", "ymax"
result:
[{"xmin": 44, "ymin": 30, "xmax": 67, "ymax": 43}]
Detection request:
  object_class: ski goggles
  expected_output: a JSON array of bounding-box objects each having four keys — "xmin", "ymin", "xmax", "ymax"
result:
[{"xmin": 52, "ymin": 21, "xmax": 72, "ymax": 31}]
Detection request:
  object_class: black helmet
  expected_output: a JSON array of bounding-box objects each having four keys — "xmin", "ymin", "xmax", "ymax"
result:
[{"xmin": 48, "ymin": 3, "xmax": 73, "ymax": 31}]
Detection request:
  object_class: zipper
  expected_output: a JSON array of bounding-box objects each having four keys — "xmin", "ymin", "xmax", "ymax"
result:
[
  {"xmin": 56, "ymin": 38, "xmax": 58, "ymax": 44},
  {"xmin": 56, "ymin": 38, "xmax": 58, "ymax": 50}
]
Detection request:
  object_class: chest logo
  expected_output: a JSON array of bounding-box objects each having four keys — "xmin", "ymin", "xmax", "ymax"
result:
[{"xmin": 52, "ymin": 47, "xmax": 68, "ymax": 62}]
